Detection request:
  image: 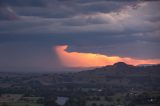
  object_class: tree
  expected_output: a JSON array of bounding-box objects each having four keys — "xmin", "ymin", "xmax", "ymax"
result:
[
  {"xmin": 44, "ymin": 96, "xmax": 58, "ymax": 106},
  {"xmin": 1, "ymin": 103, "xmax": 10, "ymax": 106}
]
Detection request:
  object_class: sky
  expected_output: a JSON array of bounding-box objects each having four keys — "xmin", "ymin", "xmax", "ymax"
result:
[{"xmin": 0, "ymin": 0, "xmax": 160, "ymax": 72}]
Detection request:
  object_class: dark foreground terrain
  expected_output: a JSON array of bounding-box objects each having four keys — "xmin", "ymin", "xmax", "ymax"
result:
[{"xmin": 0, "ymin": 62, "xmax": 160, "ymax": 106}]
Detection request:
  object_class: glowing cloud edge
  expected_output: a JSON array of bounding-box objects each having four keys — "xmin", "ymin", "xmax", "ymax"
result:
[{"xmin": 54, "ymin": 45, "xmax": 160, "ymax": 67}]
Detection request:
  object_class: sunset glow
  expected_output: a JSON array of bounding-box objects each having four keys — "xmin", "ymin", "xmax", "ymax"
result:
[{"xmin": 55, "ymin": 45, "xmax": 160, "ymax": 67}]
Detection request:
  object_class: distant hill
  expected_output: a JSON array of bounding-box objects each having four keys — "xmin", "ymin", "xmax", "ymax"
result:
[
  {"xmin": 72, "ymin": 62, "xmax": 160, "ymax": 87},
  {"xmin": 77, "ymin": 62, "xmax": 160, "ymax": 76},
  {"xmin": 0, "ymin": 62, "xmax": 160, "ymax": 92}
]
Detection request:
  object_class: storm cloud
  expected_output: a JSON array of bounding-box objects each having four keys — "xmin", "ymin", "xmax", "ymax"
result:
[{"xmin": 0, "ymin": 0, "xmax": 160, "ymax": 71}]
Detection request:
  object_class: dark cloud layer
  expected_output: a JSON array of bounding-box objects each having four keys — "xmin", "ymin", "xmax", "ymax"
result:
[
  {"xmin": 0, "ymin": 4, "xmax": 18, "ymax": 20},
  {"xmin": 0, "ymin": 0, "xmax": 140, "ymax": 19},
  {"xmin": 0, "ymin": 0, "xmax": 160, "ymax": 71}
]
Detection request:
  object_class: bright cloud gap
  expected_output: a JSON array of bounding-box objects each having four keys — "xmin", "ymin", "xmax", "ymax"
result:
[{"xmin": 54, "ymin": 45, "xmax": 160, "ymax": 68}]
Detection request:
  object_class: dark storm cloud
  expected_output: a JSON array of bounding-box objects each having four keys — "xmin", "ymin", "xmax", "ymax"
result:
[
  {"xmin": 0, "ymin": 0, "xmax": 45, "ymax": 7},
  {"xmin": 0, "ymin": 4, "xmax": 18, "ymax": 20},
  {"xmin": 0, "ymin": 0, "xmax": 133, "ymax": 7},
  {"xmin": 0, "ymin": 0, "xmax": 141, "ymax": 19},
  {"xmin": 0, "ymin": 42, "xmax": 63, "ymax": 72},
  {"xmin": 0, "ymin": 0, "xmax": 160, "ymax": 71}
]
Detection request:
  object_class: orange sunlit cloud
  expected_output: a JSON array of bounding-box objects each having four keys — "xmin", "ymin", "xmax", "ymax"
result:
[{"xmin": 54, "ymin": 45, "xmax": 160, "ymax": 67}]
